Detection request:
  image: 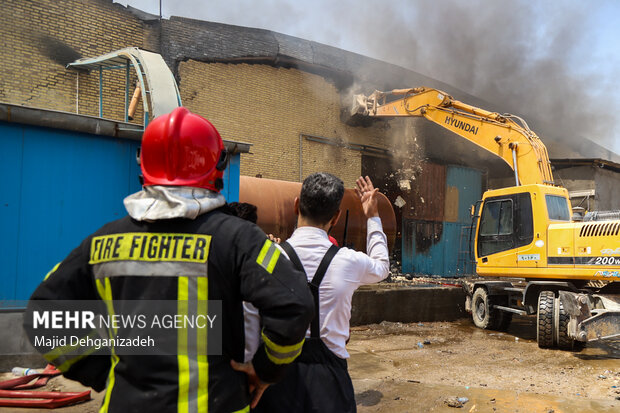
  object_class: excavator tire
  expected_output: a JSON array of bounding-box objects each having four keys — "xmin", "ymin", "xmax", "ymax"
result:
[
  {"xmin": 537, "ymin": 290, "xmax": 555, "ymax": 348},
  {"xmin": 471, "ymin": 287, "xmax": 503, "ymax": 330}
]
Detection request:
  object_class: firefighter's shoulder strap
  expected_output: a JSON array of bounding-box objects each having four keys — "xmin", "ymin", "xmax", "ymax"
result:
[{"xmin": 281, "ymin": 241, "xmax": 340, "ymax": 338}]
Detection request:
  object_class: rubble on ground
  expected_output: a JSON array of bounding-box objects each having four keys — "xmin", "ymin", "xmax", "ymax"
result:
[{"xmin": 380, "ymin": 263, "xmax": 467, "ymax": 287}]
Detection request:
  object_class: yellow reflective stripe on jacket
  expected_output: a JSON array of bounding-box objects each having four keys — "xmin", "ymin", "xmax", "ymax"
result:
[
  {"xmin": 178, "ymin": 276, "xmax": 190, "ymax": 413},
  {"xmin": 43, "ymin": 262, "xmax": 61, "ymax": 281},
  {"xmin": 256, "ymin": 240, "xmax": 281, "ymax": 274},
  {"xmin": 99, "ymin": 354, "xmax": 119, "ymax": 413},
  {"xmin": 197, "ymin": 276, "xmax": 208, "ymax": 413},
  {"xmin": 261, "ymin": 330, "xmax": 304, "ymax": 353},
  {"xmin": 261, "ymin": 331, "xmax": 304, "ymax": 365},
  {"xmin": 95, "ymin": 277, "xmax": 119, "ymax": 413},
  {"xmin": 232, "ymin": 405, "xmax": 250, "ymax": 413},
  {"xmin": 178, "ymin": 276, "xmax": 209, "ymax": 413},
  {"xmin": 44, "ymin": 330, "xmax": 100, "ymax": 372}
]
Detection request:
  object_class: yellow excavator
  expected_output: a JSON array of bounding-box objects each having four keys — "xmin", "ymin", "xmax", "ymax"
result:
[{"xmin": 352, "ymin": 87, "xmax": 620, "ymax": 349}]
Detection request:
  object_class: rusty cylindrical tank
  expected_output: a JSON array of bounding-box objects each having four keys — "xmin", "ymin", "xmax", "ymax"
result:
[{"xmin": 239, "ymin": 176, "xmax": 396, "ymax": 252}]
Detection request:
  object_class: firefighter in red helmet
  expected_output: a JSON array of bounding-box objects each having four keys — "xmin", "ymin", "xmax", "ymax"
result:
[{"xmin": 26, "ymin": 107, "xmax": 314, "ymax": 412}]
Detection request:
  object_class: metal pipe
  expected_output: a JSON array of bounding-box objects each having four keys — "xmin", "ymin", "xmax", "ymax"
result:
[
  {"xmin": 511, "ymin": 143, "xmax": 520, "ymax": 186},
  {"xmin": 239, "ymin": 176, "xmax": 396, "ymax": 252},
  {"xmin": 75, "ymin": 72, "xmax": 79, "ymax": 114},
  {"xmin": 98, "ymin": 66, "xmax": 103, "ymax": 118},
  {"xmin": 125, "ymin": 61, "xmax": 130, "ymax": 122}
]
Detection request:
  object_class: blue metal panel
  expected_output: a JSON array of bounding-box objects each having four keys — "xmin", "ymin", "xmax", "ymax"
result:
[
  {"xmin": 402, "ymin": 166, "xmax": 482, "ymax": 277},
  {"xmin": 401, "ymin": 220, "xmax": 443, "ymax": 275},
  {"xmin": 0, "ymin": 123, "xmax": 24, "ymax": 301},
  {"xmin": 13, "ymin": 125, "xmax": 141, "ymax": 300},
  {"xmin": 221, "ymin": 153, "xmax": 240, "ymax": 202},
  {"xmin": 401, "ymin": 220, "xmax": 471, "ymax": 277},
  {"xmin": 442, "ymin": 222, "xmax": 467, "ymax": 277},
  {"xmin": 446, "ymin": 166, "xmax": 482, "ymax": 223},
  {"xmin": 1, "ymin": 120, "xmax": 242, "ymax": 302}
]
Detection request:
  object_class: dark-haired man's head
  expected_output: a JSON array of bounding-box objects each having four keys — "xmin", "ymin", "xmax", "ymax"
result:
[
  {"xmin": 229, "ymin": 202, "xmax": 258, "ymax": 224},
  {"xmin": 296, "ymin": 172, "xmax": 344, "ymax": 227}
]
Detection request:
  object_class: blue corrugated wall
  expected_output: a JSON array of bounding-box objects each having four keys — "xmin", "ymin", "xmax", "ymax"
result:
[
  {"xmin": 402, "ymin": 165, "xmax": 481, "ymax": 277},
  {"xmin": 0, "ymin": 121, "xmax": 240, "ymax": 302},
  {"xmin": 447, "ymin": 166, "xmax": 482, "ymax": 225}
]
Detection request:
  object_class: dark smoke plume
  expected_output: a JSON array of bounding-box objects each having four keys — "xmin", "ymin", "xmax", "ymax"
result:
[
  {"xmin": 317, "ymin": 0, "xmax": 618, "ymax": 153},
  {"xmin": 122, "ymin": 0, "xmax": 619, "ymax": 153}
]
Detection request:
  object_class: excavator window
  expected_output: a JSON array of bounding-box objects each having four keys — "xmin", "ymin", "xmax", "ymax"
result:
[
  {"xmin": 545, "ymin": 195, "xmax": 571, "ymax": 221},
  {"xmin": 477, "ymin": 193, "xmax": 534, "ymax": 257},
  {"xmin": 478, "ymin": 199, "xmax": 514, "ymax": 256}
]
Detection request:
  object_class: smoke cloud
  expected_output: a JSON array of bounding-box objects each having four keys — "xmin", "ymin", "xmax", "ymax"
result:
[{"xmin": 119, "ymin": 0, "xmax": 620, "ymax": 153}]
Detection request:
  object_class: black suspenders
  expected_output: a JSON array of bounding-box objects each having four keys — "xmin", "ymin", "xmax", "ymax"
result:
[{"xmin": 280, "ymin": 241, "xmax": 340, "ymax": 338}]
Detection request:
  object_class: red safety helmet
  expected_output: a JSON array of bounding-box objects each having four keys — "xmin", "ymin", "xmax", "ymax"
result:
[{"xmin": 140, "ymin": 107, "xmax": 228, "ymax": 192}]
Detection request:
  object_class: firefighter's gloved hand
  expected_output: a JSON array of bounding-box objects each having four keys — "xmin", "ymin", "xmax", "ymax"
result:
[{"xmin": 230, "ymin": 359, "xmax": 270, "ymax": 408}]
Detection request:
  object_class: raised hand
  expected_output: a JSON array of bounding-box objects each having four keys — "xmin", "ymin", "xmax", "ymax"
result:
[
  {"xmin": 355, "ymin": 176, "xmax": 379, "ymax": 218},
  {"xmin": 268, "ymin": 234, "xmax": 281, "ymax": 244}
]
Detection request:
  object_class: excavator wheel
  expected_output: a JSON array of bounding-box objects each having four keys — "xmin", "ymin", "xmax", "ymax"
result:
[
  {"xmin": 537, "ymin": 290, "xmax": 555, "ymax": 348},
  {"xmin": 471, "ymin": 287, "xmax": 503, "ymax": 330}
]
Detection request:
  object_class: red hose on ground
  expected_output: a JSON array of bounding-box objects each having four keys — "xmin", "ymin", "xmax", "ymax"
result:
[{"xmin": 0, "ymin": 364, "xmax": 91, "ymax": 408}]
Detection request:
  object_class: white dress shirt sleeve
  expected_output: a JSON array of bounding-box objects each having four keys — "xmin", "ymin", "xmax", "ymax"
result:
[
  {"xmin": 358, "ymin": 217, "xmax": 390, "ymax": 284},
  {"xmin": 242, "ymin": 301, "xmax": 261, "ymax": 362}
]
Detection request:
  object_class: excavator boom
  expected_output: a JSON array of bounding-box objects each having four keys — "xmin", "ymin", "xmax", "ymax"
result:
[{"xmin": 352, "ymin": 87, "xmax": 554, "ymax": 186}]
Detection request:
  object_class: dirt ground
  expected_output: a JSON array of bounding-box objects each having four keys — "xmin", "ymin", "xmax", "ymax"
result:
[
  {"xmin": 348, "ymin": 317, "xmax": 620, "ymax": 412},
  {"xmin": 1, "ymin": 316, "xmax": 618, "ymax": 412}
]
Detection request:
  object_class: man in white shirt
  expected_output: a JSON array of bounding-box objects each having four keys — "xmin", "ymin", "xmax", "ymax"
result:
[{"xmin": 253, "ymin": 173, "xmax": 390, "ymax": 412}]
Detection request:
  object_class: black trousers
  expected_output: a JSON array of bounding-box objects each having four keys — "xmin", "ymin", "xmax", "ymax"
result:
[{"xmin": 253, "ymin": 338, "xmax": 356, "ymax": 413}]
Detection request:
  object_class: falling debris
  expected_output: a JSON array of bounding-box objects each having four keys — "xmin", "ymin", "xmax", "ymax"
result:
[
  {"xmin": 399, "ymin": 179, "xmax": 411, "ymax": 191},
  {"xmin": 394, "ymin": 195, "xmax": 407, "ymax": 208}
]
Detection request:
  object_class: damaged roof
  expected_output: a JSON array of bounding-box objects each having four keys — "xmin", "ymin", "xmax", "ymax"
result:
[{"xmin": 119, "ymin": 6, "xmax": 619, "ymax": 164}]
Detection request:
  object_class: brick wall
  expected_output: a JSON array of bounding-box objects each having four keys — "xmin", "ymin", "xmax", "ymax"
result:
[
  {"xmin": 0, "ymin": 0, "xmax": 148, "ymax": 124},
  {"xmin": 2, "ymin": 0, "xmax": 400, "ymax": 187},
  {"xmin": 178, "ymin": 61, "xmax": 394, "ymax": 187}
]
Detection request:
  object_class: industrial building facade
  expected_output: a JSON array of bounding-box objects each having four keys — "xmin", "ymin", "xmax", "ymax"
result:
[{"xmin": 2, "ymin": 0, "xmax": 620, "ymax": 298}]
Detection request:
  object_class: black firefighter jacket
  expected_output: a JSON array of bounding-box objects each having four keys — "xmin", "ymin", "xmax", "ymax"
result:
[{"xmin": 26, "ymin": 207, "xmax": 314, "ymax": 413}]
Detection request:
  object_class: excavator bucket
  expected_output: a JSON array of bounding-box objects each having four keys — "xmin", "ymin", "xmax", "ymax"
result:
[
  {"xmin": 350, "ymin": 94, "xmax": 370, "ymax": 117},
  {"xmin": 345, "ymin": 93, "xmax": 379, "ymax": 127}
]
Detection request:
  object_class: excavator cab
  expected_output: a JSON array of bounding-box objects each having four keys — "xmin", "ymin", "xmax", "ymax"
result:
[{"xmin": 473, "ymin": 185, "xmax": 572, "ymax": 274}]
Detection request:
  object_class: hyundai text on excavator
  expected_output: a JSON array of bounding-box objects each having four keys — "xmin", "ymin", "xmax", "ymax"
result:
[{"xmin": 351, "ymin": 87, "xmax": 620, "ymax": 350}]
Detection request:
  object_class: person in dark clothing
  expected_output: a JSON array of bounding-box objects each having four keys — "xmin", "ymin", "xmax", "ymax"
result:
[
  {"xmin": 228, "ymin": 202, "xmax": 258, "ymax": 224},
  {"xmin": 25, "ymin": 107, "xmax": 314, "ymax": 413}
]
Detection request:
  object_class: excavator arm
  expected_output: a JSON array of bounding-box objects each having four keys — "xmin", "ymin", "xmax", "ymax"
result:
[{"xmin": 351, "ymin": 87, "xmax": 554, "ymax": 186}]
